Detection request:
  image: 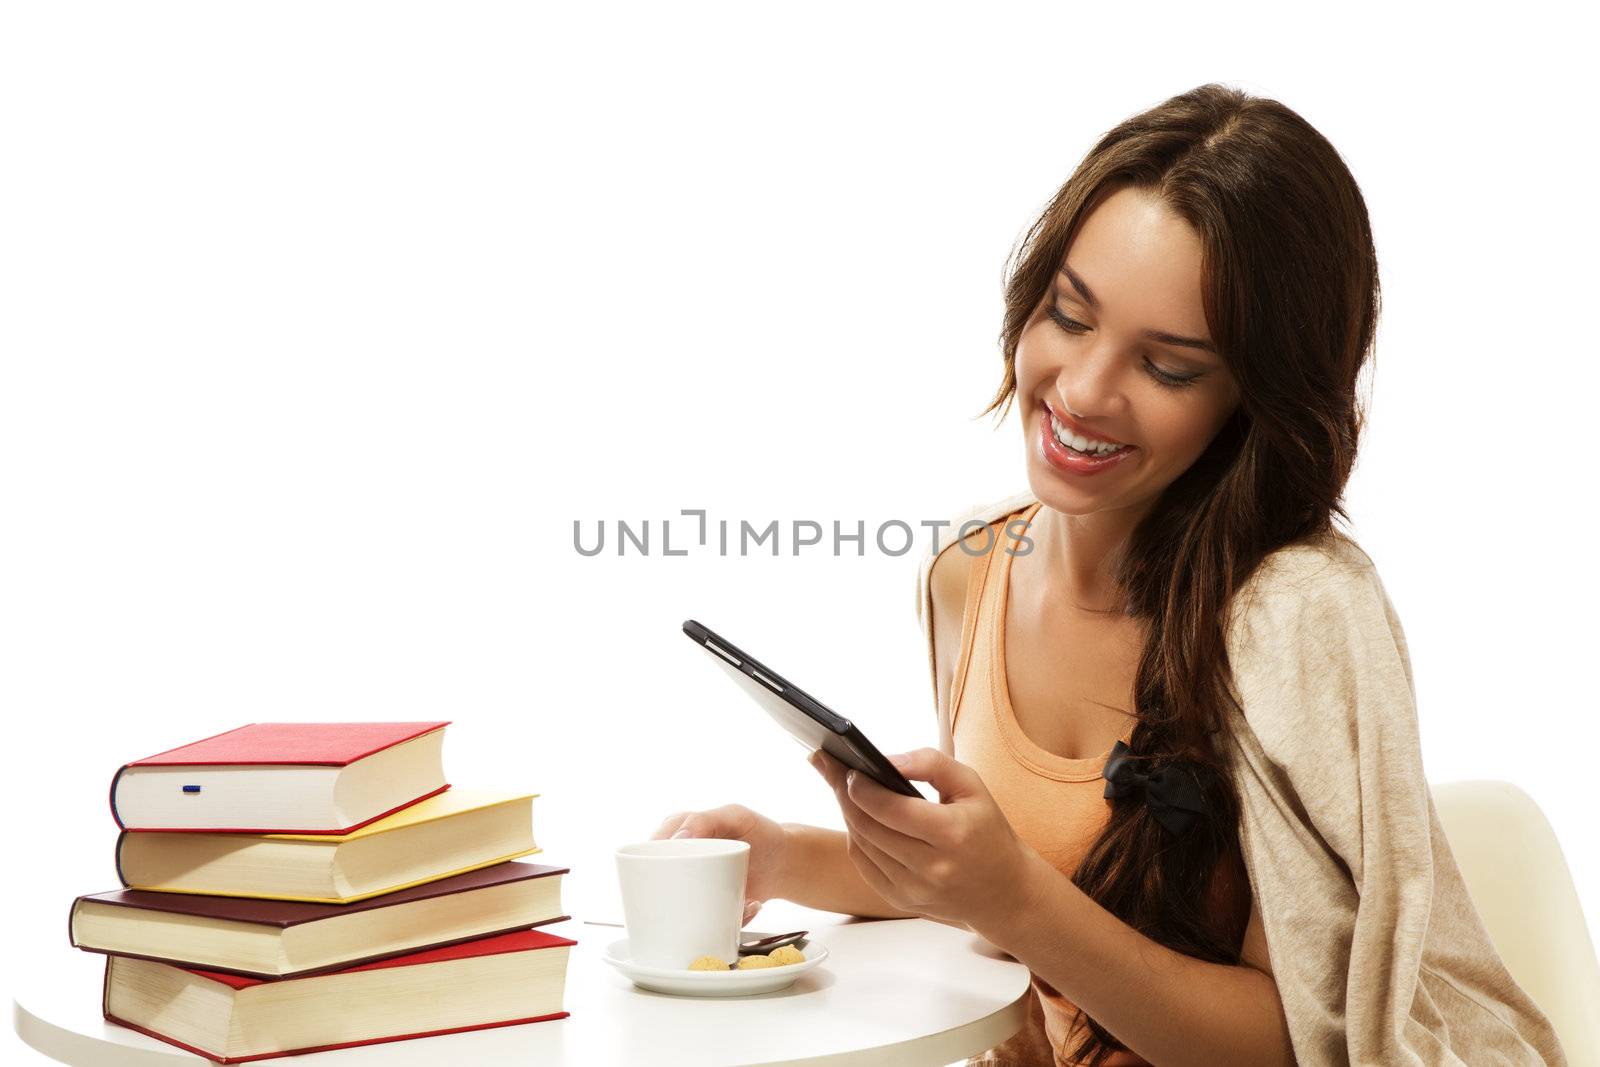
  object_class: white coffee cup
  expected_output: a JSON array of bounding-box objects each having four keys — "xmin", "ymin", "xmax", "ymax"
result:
[{"xmin": 615, "ymin": 838, "xmax": 750, "ymax": 969}]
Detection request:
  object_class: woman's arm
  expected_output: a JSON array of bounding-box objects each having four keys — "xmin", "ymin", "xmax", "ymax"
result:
[
  {"xmin": 777, "ymin": 822, "xmax": 924, "ymax": 919},
  {"xmin": 813, "ymin": 736, "xmax": 1293, "ymax": 1067},
  {"xmin": 974, "ymin": 859, "xmax": 1293, "ymax": 1067}
]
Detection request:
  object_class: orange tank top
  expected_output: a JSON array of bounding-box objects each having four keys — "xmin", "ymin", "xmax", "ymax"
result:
[{"xmin": 948, "ymin": 501, "xmax": 1245, "ymax": 1067}]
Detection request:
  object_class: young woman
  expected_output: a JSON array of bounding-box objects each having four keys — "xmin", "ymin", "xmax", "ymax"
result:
[{"xmin": 652, "ymin": 84, "xmax": 1568, "ymax": 1067}]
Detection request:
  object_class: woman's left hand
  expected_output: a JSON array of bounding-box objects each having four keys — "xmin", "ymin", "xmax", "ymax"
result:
[{"xmin": 809, "ymin": 747, "xmax": 1045, "ymax": 932}]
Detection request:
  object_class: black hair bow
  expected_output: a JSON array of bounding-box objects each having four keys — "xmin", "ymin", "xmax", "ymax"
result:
[{"xmin": 1101, "ymin": 739, "xmax": 1207, "ymax": 835}]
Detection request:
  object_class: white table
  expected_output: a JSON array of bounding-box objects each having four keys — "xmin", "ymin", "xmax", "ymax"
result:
[{"xmin": 13, "ymin": 904, "xmax": 1031, "ymax": 1066}]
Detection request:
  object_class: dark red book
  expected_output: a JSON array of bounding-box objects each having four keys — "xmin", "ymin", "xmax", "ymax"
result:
[
  {"xmin": 71, "ymin": 861, "xmax": 569, "ymax": 979},
  {"xmin": 103, "ymin": 927, "xmax": 577, "ymax": 1063},
  {"xmin": 109, "ymin": 721, "xmax": 451, "ymax": 833}
]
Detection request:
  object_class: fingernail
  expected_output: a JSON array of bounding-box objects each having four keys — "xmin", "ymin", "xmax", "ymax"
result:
[
  {"xmin": 671, "ymin": 829, "xmax": 688, "ymax": 839},
  {"xmin": 846, "ymin": 769, "xmax": 856, "ymax": 787}
]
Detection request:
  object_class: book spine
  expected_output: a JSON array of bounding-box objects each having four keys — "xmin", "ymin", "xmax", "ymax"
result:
[
  {"xmin": 114, "ymin": 831, "xmax": 129, "ymax": 888},
  {"xmin": 108, "ymin": 763, "xmax": 129, "ymax": 830},
  {"xmin": 105, "ymin": 780, "xmax": 454, "ymax": 838},
  {"xmin": 116, "ymin": 781, "xmax": 453, "ymax": 835},
  {"xmin": 99, "ymin": 956, "xmax": 111, "ymax": 1026}
]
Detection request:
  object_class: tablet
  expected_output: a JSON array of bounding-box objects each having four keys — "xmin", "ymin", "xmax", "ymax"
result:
[{"xmin": 682, "ymin": 619, "xmax": 929, "ymax": 801}]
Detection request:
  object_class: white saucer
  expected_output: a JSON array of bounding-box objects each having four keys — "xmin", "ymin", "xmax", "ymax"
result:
[{"xmin": 601, "ymin": 933, "xmax": 829, "ymax": 996}]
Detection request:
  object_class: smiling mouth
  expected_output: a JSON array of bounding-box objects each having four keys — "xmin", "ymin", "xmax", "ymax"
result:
[{"xmin": 1043, "ymin": 403, "xmax": 1133, "ymax": 456}]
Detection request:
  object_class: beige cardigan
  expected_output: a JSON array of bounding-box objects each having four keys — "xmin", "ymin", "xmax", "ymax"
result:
[{"xmin": 915, "ymin": 492, "xmax": 1568, "ymax": 1066}]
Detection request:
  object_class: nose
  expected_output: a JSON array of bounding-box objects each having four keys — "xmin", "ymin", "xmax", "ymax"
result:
[
  {"xmin": 1057, "ymin": 400, "xmax": 1090, "ymax": 421},
  {"xmin": 1053, "ymin": 342, "xmax": 1127, "ymax": 419}
]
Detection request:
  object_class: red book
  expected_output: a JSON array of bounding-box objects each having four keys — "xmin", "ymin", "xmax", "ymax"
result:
[
  {"xmin": 109, "ymin": 722, "xmax": 451, "ymax": 833},
  {"xmin": 103, "ymin": 927, "xmax": 577, "ymax": 1063}
]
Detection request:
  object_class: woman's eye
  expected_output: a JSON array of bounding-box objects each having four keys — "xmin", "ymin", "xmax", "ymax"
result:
[
  {"xmin": 1142, "ymin": 357, "xmax": 1203, "ymax": 389},
  {"xmin": 1045, "ymin": 305, "xmax": 1090, "ymax": 334},
  {"xmin": 1045, "ymin": 305, "xmax": 1204, "ymax": 390}
]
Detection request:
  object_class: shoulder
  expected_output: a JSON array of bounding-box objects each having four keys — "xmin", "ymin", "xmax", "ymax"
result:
[
  {"xmin": 1225, "ymin": 526, "xmax": 1398, "ymax": 656},
  {"xmin": 915, "ymin": 488, "xmax": 1037, "ymax": 639},
  {"xmin": 1234, "ymin": 525, "xmax": 1380, "ymax": 601},
  {"xmin": 1223, "ymin": 527, "xmax": 1416, "ymax": 761},
  {"xmin": 914, "ymin": 490, "xmax": 1037, "ymax": 743}
]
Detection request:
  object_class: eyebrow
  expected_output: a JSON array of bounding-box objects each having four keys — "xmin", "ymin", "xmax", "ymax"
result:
[{"xmin": 1059, "ymin": 263, "xmax": 1218, "ymax": 355}]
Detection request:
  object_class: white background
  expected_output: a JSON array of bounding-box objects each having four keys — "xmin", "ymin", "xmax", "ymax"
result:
[{"xmin": 3, "ymin": 2, "xmax": 1596, "ymax": 1063}]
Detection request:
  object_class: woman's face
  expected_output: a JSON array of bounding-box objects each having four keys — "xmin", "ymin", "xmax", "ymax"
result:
[{"xmin": 1015, "ymin": 185, "xmax": 1241, "ymax": 521}]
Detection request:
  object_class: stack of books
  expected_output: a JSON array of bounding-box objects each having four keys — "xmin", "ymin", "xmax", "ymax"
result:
[{"xmin": 67, "ymin": 721, "xmax": 576, "ymax": 1063}]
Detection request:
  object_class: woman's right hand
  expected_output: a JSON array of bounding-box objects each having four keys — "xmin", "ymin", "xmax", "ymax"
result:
[{"xmin": 650, "ymin": 804, "xmax": 793, "ymax": 926}]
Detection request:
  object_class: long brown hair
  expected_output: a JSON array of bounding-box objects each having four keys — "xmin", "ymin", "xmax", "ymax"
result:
[{"xmin": 982, "ymin": 83, "xmax": 1379, "ymax": 1064}]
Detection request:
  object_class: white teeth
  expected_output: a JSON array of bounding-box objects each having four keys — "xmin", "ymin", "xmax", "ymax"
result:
[{"xmin": 1049, "ymin": 412, "xmax": 1126, "ymax": 456}]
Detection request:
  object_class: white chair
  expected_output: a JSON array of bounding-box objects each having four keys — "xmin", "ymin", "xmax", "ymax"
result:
[{"xmin": 1432, "ymin": 780, "xmax": 1600, "ymax": 1066}]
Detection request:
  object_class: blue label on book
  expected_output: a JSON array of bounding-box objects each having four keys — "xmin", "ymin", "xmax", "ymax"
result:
[{"xmin": 182, "ymin": 785, "xmax": 202, "ymax": 794}]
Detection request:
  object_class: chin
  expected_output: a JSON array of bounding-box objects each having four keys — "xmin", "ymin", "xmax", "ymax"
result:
[
  {"xmin": 1023, "ymin": 464, "xmax": 1099, "ymax": 518},
  {"xmin": 1024, "ymin": 450, "xmax": 1166, "ymax": 523}
]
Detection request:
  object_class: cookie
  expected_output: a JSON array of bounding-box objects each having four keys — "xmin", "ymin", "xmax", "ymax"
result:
[
  {"xmin": 767, "ymin": 944, "xmax": 806, "ymax": 965},
  {"xmin": 736, "ymin": 954, "xmax": 779, "ymax": 969}
]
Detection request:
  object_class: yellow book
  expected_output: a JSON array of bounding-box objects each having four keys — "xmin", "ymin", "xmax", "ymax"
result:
[{"xmin": 116, "ymin": 788, "xmax": 539, "ymax": 904}]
